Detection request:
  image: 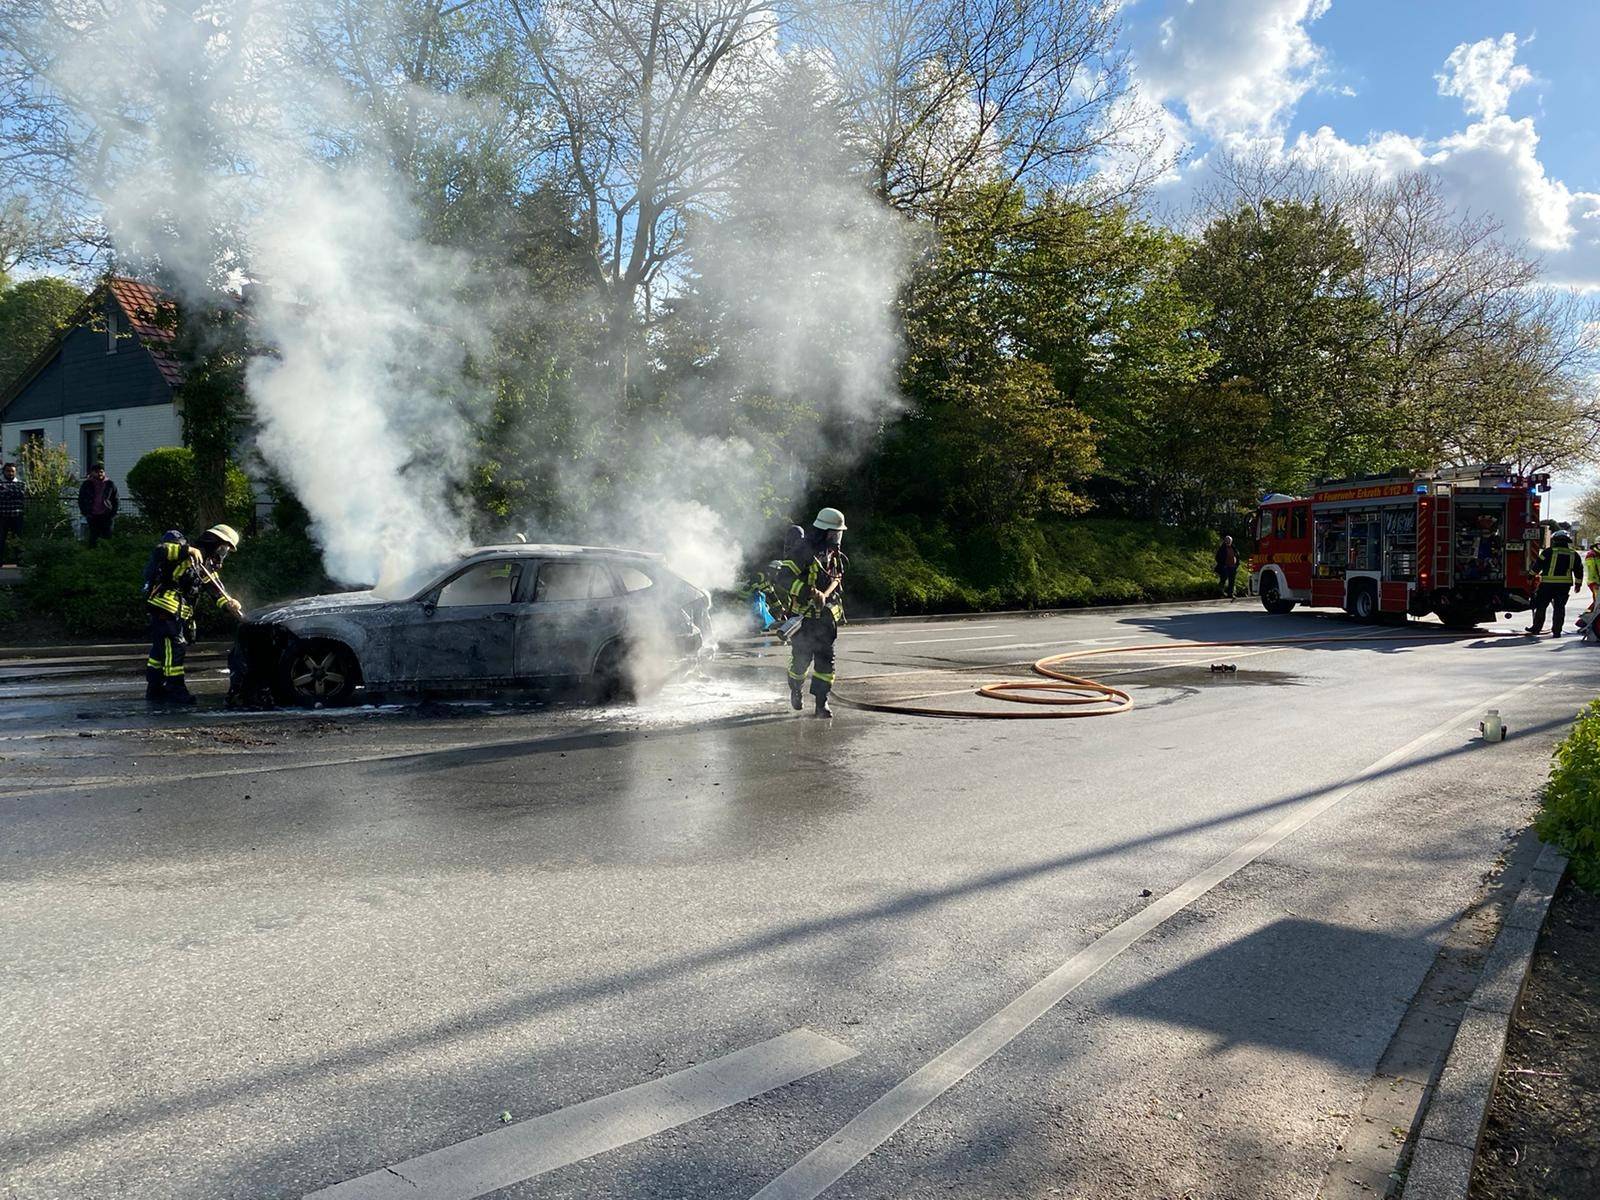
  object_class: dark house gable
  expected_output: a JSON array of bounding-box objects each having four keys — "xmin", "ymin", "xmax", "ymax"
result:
[{"xmin": 0, "ymin": 277, "xmax": 184, "ymax": 427}]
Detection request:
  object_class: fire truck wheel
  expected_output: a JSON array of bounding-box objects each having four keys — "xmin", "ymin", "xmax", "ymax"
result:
[
  {"xmin": 1346, "ymin": 583, "xmax": 1377, "ymax": 622},
  {"xmin": 1260, "ymin": 577, "xmax": 1296, "ymax": 615}
]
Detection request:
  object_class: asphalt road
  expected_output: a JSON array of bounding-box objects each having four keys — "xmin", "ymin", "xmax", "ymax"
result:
[{"xmin": 1, "ymin": 600, "xmax": 1595, "ymax": 1200}]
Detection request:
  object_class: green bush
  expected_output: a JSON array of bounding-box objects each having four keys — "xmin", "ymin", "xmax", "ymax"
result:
[
  {"xmin": 1536, "ymin": 699, "xmax": 1600, "ymax": 892},
  {"xmin": 126, "ymin": 447, "xmax": 252, "ymax": 534},
  {"xmin": 848, "ymin": 516, "xmax": 1224, "ymax": 615},
  {"xmin": 17, "ymin": 532, "xmax": 152, "ymax": 637},
  {"xmin": 13, "ymin": 524, "xmax": 328, "ymax": 639}
]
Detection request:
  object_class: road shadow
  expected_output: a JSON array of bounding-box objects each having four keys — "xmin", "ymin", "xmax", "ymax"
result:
[
  {"xmin": 2, "ymin": 708, "xmax": 1576, "ymax": 1174},
  {"xmin": 1102, "ymin": 917, "xmax": 1417, "ymax": 1069}
]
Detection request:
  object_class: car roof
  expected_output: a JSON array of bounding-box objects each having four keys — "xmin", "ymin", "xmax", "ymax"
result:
[{"xmin": 464, "ymin": 544, "xmax": 666, "ymax": 562}]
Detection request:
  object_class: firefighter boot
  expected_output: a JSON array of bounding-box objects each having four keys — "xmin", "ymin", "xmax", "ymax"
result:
[
  {"xmin": 164, "ymin": 679, "xmax": 198, "ymax": 706},
  {"xmin": 813, "ymin": 694, "xmax": 834, "ymax": 719},
  {"xmin": 788, "ymin": 675, "xmax": 804, "ymax": 711},
  {"xmin": 145, "ymin": 667, "xmax": 167, "ymax": 704}
]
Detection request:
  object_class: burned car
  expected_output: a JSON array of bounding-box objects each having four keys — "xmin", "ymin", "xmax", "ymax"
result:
[{"xmin": 233, "ymin": 545, "xmax": 711, "ymax": 706}]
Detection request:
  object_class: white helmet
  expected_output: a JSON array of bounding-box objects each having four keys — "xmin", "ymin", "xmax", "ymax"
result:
[
  {"xmin": 204, "ymin": 523, "xmax": 241, "ymax": 550},
  {"xmin": 813, "ymin": 507, "xmax": 847, "ymax": 532}
]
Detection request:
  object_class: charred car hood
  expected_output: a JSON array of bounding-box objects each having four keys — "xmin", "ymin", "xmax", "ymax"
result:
[{"xmin": 247, "ymin": 591, "xmax": 390, "ymax": 623}]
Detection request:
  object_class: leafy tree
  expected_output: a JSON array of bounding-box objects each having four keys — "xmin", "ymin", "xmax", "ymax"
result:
[
  {"xmin": 165, "ymin": 291, "xmax": 253, "ymax": 528},
  {"xmin": 127, "ymin": 446, "xmax": 251, "ymax": 535},
  {"xmin": 1181, "ymin": 200, "xmax": 1382, "ymax": 489},
  {"xmin": 1001, "ymin": 197, "xmax": 1214, "ymax": 514},
  {"xmin": 1572, "ymin": 485, "xmax": 1600, "ymax": 548},
  {"xmin": 882, "ymin": 186, "xmax": 1100, "ymax": 531},
  {"xmin": 0, "ymin": 275, "xmax": 86, "ymax": 393}
]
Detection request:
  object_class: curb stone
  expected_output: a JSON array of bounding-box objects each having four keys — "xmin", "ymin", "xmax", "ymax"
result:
[{"xmin": 1400, "ymin": 842, "xmax": 1570, "ymax": 1200}]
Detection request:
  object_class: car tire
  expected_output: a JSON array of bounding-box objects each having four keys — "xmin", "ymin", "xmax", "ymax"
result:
[
  {"xmin": 1347, "ymin": 584, "xmax": 1377, "ymax": 622},
  {"xmin": 1260, "ymin": 576, "xmax": 1296, "ymax": 615},
  {"xmin": 585, "ymin": 641, "xmax": 634, "ymax": 704},
  {"xmin": 276, "ymin": 640, "xmax": 360, "ymax": 707}
]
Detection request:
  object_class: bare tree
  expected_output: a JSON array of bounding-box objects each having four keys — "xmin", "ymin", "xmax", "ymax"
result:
[
  {"xmin": 812, "ymin": 0, "xmax": 1149, "ymax": 217},
  {"xmin": 503, "ymin": 0, "xmax": 783, "ymax": 351}
]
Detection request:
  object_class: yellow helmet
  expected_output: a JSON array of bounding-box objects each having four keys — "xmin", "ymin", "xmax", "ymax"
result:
[{"xmin": 205, "ymin": 524, "xmax": 241, "ymax": 550}]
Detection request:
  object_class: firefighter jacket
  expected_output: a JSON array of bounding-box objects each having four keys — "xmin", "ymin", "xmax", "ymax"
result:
[
  {"xmin": 145, "ymin": 538, "xmax": 228, "ymax": 621},
  {"xmin": 1535, "ymin": 545, "xmax": 1582, "ymax": 586},
  {"xmin": 1587, "ymin": 552, "xmax": 1600, "ymax": 586},
  {"xmin": 775, "ymin": 550, "xmax": 846, "ymax": 623}
]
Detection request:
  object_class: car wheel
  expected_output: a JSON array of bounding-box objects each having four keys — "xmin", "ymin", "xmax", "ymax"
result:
[
  {"xmin": 1260, "ymin": 577, "xmax": 1296, "ymax": 615},
  {"xmin": 585, "ymin": 641, "xmax": 633, "ymax": 704},
  {"xmin": 1348, "ymin": 584, "xmax": 1377, "ymax": 622},
  {"xmin": 277, "ymin": 641, "xmax": 359, "ymax": 707}
]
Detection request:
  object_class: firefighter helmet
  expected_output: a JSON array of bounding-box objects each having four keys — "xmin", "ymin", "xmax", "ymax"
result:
[
  {"xmin": 1552, "ymin": 528, "xmax": 1573, "ymax": 544},
  {"xmin": 813, "ymin": 507, "xmax": 847, "ymax": 531},
  {"xmin": 204, "ymin": 524, "xmax": 242, "ymax": 550}
]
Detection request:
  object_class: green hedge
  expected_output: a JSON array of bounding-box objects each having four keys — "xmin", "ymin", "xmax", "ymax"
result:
[
  {"xmin": 848, "ymin": 516, "xmax": 1227, "ymax": 615},
  {"xmin": 1537, "ymin": 699, "xmax": 1600, "ymax": 892},
  {"xmin": 13, "ymin": 526, "xmax": 329, "ymax": 638}
]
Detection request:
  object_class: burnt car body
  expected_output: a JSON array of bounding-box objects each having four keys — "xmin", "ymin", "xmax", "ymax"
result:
[{"xmin": 233, "ymin": 545, "xmax": 712, "ymax": 706}]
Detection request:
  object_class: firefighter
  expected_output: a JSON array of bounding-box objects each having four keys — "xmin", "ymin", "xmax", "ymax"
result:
[
  {"xmin": 777, "ymin": 508, "xmax": 848, "ymax": 718},
  {"xmin": 145, "ymin": 524, "xmax": 244, "ymax": 704},
  {"xmin": 1525, "ymin": 528, "xmax": 1583, "ymax": 638},
  {"xmin": 744, "ymin": 525, "xmax": 807, "ymax": 633},
  {"xmin": 1580, "ymin": 541, "xmax": 1600, "ymax": 638}
]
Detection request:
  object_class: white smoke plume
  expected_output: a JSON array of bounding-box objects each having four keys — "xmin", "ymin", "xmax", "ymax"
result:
[{"xmin": 26, "ymin": 1, "xmax": 912, "ymax": 591}]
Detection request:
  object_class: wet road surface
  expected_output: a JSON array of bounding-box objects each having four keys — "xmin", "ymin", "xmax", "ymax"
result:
[{"xmin": 2, "ymin": 601, "xmax": 1596, "ymax": 1199}]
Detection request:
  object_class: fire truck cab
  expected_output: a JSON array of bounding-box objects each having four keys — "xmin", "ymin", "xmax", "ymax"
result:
[{"xmin": 1249, "ymin": 465, "xmax": 1549, "ymax": 628}]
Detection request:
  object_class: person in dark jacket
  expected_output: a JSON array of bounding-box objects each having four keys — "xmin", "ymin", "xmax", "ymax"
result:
[
  {"xmin": 77, "ymin": 463, "xmax": 119, "ymax": 544},
  {"xmin": 0, "ymin": 462, "xmax": 23, "ymax": 566},
  {"xmin": 1215, "ymin": 535, "xmax": 1240, "ymax": 598}
]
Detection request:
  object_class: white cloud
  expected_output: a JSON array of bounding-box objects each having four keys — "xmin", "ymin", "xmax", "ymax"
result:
[
  {"xmin": 1146, "ymin": 25, "xmax": 1600, "ymax": 288},
  {"xmin": 1436, "ymin": 33, "xmax": 1533, "ymax": 119},
  {"xmin": 1135, "ymin": 0, "xmax": 1332, "ymax": 138}
]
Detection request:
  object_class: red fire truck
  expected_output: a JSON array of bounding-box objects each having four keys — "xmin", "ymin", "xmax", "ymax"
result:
[{"xmin": 1249, "ymin": 465, "xmax": 1551, "ymax": 627}]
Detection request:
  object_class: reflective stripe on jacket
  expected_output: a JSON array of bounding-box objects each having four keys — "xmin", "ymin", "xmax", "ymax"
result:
[
  {"xmin": 775, "ymin": 553, "xmax": 845, "ymax": 622},
  {"xmin": 1538, "ymin": 546, "xmax": 1580, "ymax": 585}
]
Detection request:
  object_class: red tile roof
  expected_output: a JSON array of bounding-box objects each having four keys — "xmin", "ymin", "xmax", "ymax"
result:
[{"xmin": 105, "ymin": 276, "xmax": 184, "ymax": 388}]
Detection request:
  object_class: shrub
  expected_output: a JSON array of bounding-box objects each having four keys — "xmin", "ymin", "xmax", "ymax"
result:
[
  {"xmin": 126, "ymin": 447, "xmax": 252, "ymax": 534},
  {"xmin": 1536, "ymin": 699, "xmax": 1600, "ymax": 892},
  {"xmin": 17, "ymin": 532, "xmax": 151, "ymax": 637},
  {"xmin": 13, "ymin": 522, "xmax": 329, "ymax": 638},
  {"xmin": 14, "ymin": 437, "xmax": 75, "ymax": 539}
]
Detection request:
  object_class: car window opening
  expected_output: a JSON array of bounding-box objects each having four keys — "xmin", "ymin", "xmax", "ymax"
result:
[
  {"xmin": 437, "ymin": 560, "xmax": 523, "ymax": 607},
  {"xmin": 534, "ymin": 562, "xmax": 616, "ymax": 602}
]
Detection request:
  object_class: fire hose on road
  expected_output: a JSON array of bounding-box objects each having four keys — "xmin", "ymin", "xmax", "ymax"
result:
[{"xmin": 833, "ymin": 630, "xmax": 1505, "ymax": 719}]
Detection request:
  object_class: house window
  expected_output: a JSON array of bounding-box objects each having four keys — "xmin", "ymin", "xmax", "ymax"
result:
[
  {"xmin": 81, "ymin": 425, "xmax": 104, "ymax": 471},
  {"xmin": 106, "ymin": 303, "xmax": 119, "ymax": 353}
]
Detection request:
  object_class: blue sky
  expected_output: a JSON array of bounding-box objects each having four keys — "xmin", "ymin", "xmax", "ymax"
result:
[{"xmin": 1120, "ymin": 0, "xmax": 1599, "ymax": 518}]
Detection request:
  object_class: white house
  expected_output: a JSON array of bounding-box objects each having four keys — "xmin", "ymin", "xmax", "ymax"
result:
[{"xmin": 0, "ymin": 277, "xmax": 186, "ymax": 515}]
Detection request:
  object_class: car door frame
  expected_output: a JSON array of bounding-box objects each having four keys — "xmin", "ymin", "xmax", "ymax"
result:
[
  {"xmin": 383, "ymin": 557, "xmax": 527, "ymax": 687},
  {"xmin": 513, "ymin": 558, "xmax": 629, "ymax": 682}
]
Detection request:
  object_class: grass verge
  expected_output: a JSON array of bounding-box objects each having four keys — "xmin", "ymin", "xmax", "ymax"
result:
[
  {"xmin": 848, "ymin": 516, "xmax": 1227, "ymax": 615},
  {"xmin": 1535, "ymin": 699, "xmax": 1600, "ymax": 892}
]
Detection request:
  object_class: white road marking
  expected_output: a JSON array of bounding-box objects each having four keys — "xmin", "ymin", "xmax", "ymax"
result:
[
  {"xmin": 948, "ymin": 635, "xmax": 1138, "ymax": 654},
  {"xmin": 745, "ymin": 675, "xmax": 1558, "ymax": 1200},
  {"xmin": 892, "ymin": 632, "xmax": 1018, "ymax": 645},
  {"xmin": 307, "ymin": 1029, "xmax": 856, "ymax": 1200}
]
